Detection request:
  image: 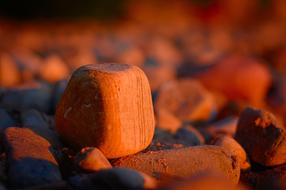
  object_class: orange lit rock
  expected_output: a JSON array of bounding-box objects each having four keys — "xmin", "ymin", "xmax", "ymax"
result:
[
  {"xmin": 39, "ymin": 55, "xmax": 70, "ymax": 83},
  {"xmin": 194, "ymin": 55, "xmax": 271, "ymax": 106},
  {"xmin": 155, "ymin": 108, "xmax": 182, "ymax": 132},
  {"xmin": 56, "ymin": 63, "xmax": 155, "ymax": 158},
  {"xmin": 75, "ymin": 147, "xmax": 112, "ymax": 172},
  {"xmin": 0, "ymin": 54, "xmax": 21, "ymax": 87},
  {"xmin": 113, "ymin": 146, "xmax": 240, "ymax": 184},
  {"xmin": 235, "ymin": 107, "xmax": 286, "ymax": 166},
  {"xmin": 155, "ymin": 79, "xmax": 216, "ymax": 122}
]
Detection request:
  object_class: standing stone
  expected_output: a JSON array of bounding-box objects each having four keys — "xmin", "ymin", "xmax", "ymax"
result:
[{"xmin": 56, "ymin": 63, "xmax": 155, "ymax": 158}]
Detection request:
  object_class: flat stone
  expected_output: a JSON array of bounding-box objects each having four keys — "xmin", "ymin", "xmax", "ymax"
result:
[{"xmin": 4, "ymin": 127, "xmax": 62, "ymax": 188}]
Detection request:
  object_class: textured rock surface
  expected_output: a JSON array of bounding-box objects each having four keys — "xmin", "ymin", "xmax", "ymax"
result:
[
  {"xmin": 113, "ymin": 146, "xmax": 240, "ymax": 184},
  {"xmin": 56, "ymin": 63, "xmax": 155, "ymax": 158}
]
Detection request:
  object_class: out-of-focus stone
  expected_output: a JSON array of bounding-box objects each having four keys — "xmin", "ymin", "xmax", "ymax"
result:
[
  {"xmin": 0, "ymin": 54, "xmax": 21, "ymax": 87},
  {"xmin": 155, "ymin": 108, "xmax": 182, "ymax": 132},
  {"xmin": 118, "ymin": 47, "xmax": 145, "ymax": 67},
  {"xmin": 0, "ymin": 82, "xmax": 52, "ymax": 113},
  {"xmin": 39, "ymin": 55, "xmax": 70, "ymax": 83},
  {"xmin": 75, "ymin": 147, "xmax": 112, "ymax": 172},
  {"xmin": 69, "ymin": 168, "xmax": 157, "ymax": 190},
  {"xmin": 235, "ymin": 107, "xmax": 286, "ymax": 166},
  {"xmin": 4, "ymin": 127, "xmax": 62, "ymax": 188},
  {"xmin": 0, "ymin": 108, "xmax": 16, "ymax": 132},
  {"xmin": 21, "ymin": 109, "xmax": 62, "ymax": 147},
  {"xmin": 194, "ymin": 55, "xmax": 271, "ymax": 107},
  {"xmin": 174, "ymin": 126, "xmax": 205, "ymax": 146},
  {"xmin": 51, "ymin": 80, "xmax": 68, "ymax": 113},
  {"xmin": 155, "ymin": 79, "xmax": 216, "ymax": 122},
  {"xmin": 143, "ymin": 65, "xmax": 175, "ymax": 91}
]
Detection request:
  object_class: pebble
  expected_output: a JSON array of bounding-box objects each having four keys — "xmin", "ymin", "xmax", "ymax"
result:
[
  {"xmin": 155, "ymin": 108, "xmax": 182, "ymax": 132},
  {"xmin": 174, "ymin": 126, "xmax": 205, "ymax": 146},
  {"xmin": 74, "ymin": 147, "xmax": 112, "ymax": 172},
  {"xmin": 235, "ymin": 107, "xmax": 286, "ymax": 166},
  {"xmin": 50, "ymin": 80, "xmax": 68, "ymax": 113},
  {"xmin": 4, "ymin": 127, "xmax": 62, "ymax": 188},
  {"xmin": 194, "ymin": 55, "xmax": 271, "ymax": 106},
  {"xmin": 0, "ymin": 108, "xmax": 16, "ymax": 132},
  {"xmin": 39, "ymin": 55, "xmax": 70, "ymax": 83},
  {"xmin": 0, "ymin": 54, "xmax": 21, "ymax": 87},
  {"xmin": 155, "ymin": 79, "xmax": 216, "ymax": 122}
]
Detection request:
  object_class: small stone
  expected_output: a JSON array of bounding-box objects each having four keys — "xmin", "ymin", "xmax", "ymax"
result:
[
  {"xmin": 194, "ymin": 55, "xmax": 271, "ymax": 106},
  {"xmin": 143, "ymin": 65, "xmax": 175, "ymax": 91},
  {"xmin": 39, "ymin": 55, "xmax": 70, "ymax": 83},
  {"xmin": 4, "ymin": 127, "xmax": 62, "ymax": 188},
  {"xmin": 0, "ymin": 108, "xmax": 16, "ymax": 132},
  {"xmin": 75, "ymin": 147, "xmax": 112, "ymax": 172},
  {"xmin": 0, "ymin": 82, "xmax": 52, "ymax": 113},
  {"xmin": 50, "ymin": 80, "xmax": 68, "ymax": 113},
  {"xmin": 69, "ymin": 168, "xmax": 157, "ymax": 190},
  {"xmin": 155, "ymin": 79, "xmax": 216, "ymax": 122},
  {"xmin": 235, "ymin": 107, "xmax": 286, "ymax": 166},
  {"xmin": 174, "ymin": 126, "xmax": 205, "ymax": 146}
]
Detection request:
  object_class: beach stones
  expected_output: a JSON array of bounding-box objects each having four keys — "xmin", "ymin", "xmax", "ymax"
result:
[{"xmin": 56, "ymin": 63, "xmax": 155, "ymax": 158}]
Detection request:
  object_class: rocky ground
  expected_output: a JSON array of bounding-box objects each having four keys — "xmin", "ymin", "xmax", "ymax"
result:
[{"xmin": 1, "ymin": 1, "xmax": 286, "ymax": 189}]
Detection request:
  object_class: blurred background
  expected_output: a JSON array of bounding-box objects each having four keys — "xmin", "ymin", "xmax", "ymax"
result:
[{"xmin": 0, "ymin": 0, "xmax": 286, "ymax": 126}]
